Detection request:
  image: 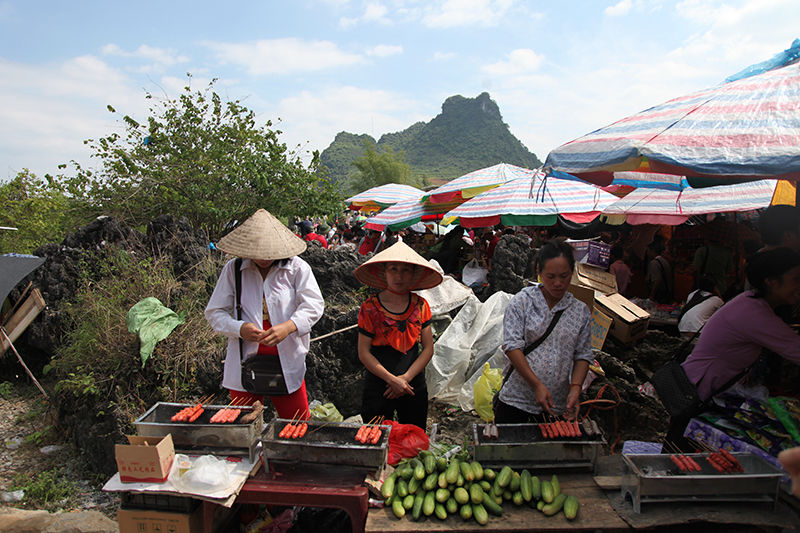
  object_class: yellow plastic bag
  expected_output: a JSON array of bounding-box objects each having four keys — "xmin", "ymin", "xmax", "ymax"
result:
[{"xmin": 473, "ymin": 362, "xmax": 503, "ymax": 422}]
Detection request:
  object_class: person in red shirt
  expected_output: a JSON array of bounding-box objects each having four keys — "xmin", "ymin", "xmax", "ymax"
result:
[{"xmin": 354, "ymin": 242, "xmax": 443, "ymax": 429}]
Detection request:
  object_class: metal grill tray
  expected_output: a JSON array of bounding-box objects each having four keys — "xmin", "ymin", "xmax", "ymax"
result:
[
  {"xmin": 471, "ymin": 423, "xmax": 605, "ymax": 471},
  {"xmin": 134, "ymin": 402, "xmax": 262, "ymax": 462},
  {"xmin": 621, "ymin": 453, "xmax": 784, "ymax": 513},
  {"xmin": 262, "ymin": 419, "xmax": 389, "ymax": 473}
]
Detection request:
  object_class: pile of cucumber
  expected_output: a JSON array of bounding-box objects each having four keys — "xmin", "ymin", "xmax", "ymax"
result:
[{"xmin": 380, "ymin": 449, "xmax": 579, "ymax": 525}]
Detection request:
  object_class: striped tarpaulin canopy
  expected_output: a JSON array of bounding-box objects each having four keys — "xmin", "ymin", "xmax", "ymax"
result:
[
  {"xmin": 364, "ymin": 197, "xmax": 463, "ymax": 231},
  {"xmin": 346, "ymin": 183, "xmax": 424, "ymax": 212},
  {"xmin": 545, "ymin": 58, "xmax": 800, "ymax": 186},
  {"xmin": 602, "ymin": 179, "xmax": 784, "ymax": 225},
  {"xmin": 443, "ymin": 174, "xmax": 618, "ymax": 228},
  {"xmin": 422, "ymin": 163, "xmax": 535, "ymax": 204}
]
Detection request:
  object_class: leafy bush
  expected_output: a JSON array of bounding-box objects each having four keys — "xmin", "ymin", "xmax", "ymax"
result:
[{"xmin": 11, "ymin": 469, "xmax": 77, "ymax": 509}]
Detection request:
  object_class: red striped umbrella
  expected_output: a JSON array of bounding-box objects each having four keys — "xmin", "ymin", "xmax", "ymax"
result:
[
  {"xmin": 545, "ymin": 46, "xmax": 800, "ymax": 186},
  {"xmin": 443, "ymin": 173, "xmax": 617, "ymax": 228},
  {"xmin": 346, "ymin": 183, "xmax": 424, "ymax": 213},
  {"xmin": 423, "ymin": 163, "xmax": 536, "ymax": 204}
]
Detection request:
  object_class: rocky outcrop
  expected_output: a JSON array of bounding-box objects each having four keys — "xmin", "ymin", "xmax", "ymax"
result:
[{"xmin": 0, "ymin": 509, "xmax": 117, "ymax": 533}]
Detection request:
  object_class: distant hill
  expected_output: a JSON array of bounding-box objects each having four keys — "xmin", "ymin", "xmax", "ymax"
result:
[{"xmin": 320, "ymin": 92, "xmax": 541, "ymax": 193}]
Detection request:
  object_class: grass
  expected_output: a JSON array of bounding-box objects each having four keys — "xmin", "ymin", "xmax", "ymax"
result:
[{"xmin": 11, "ymin": 468, "xmax": 78, "ymax": 509}]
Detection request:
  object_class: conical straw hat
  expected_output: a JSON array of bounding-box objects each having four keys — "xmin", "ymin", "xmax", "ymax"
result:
[
  {"xmin": 354, "ymin": 241, "xmax": 443, "ymax": 290},
  {"xmin": 216, "ymin": 209, "xmax": 306, "ymax": 260}
]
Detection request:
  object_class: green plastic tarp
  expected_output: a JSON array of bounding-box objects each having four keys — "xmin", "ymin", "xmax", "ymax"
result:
[{"xmin": 126, "ymin": 297, "xmax": 186, "ymax": 367}]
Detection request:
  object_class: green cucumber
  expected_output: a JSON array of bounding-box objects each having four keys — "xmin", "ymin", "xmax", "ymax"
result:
[
  {"xmin": 411, "ymin": 459, "xmax": 426, "ymax": 480},
  {"xmin": 437, "ymin": 471, "xmax": 448, "ymax": 489},
  {"xmin": 479, "ymin": 480, "xmax": 492, "ymax": 493},
  {"xmin": 446, "ymin": 497, "xmax": 458, "ymax": 515},
  {"xmin": 460, "ymin": 460, "xmax": 475, "ymax": 482},
  {"xmin": 407, "ymin": 475, "xmax": 421, "ymax": 494},
  {"xmin": 423, "ymin": 453, "xmax": 436, "ymax": 474},
  {"xmin": 483, "ymin": 468, "xmax": 496, "ymax": 482},
  {"xmin": 520, "ymin": 469, "xmax": 532, "ymax": 502},
  {"xmin": 402, "ymin": 494, "xmax": 414, "ymax": 510},
  {"xmin": 391, "ymin": 499, "xmax": 405, "ymax": 518},
  {"xmin": 564, "ymin": 494, "xmax": 579, "ymax": 520},
  {"xmin": 396, "ymin": 479, "xmax": 408, "ymax": 498},
  {"xmin": 471, "ymin": 461, "xmax": 484, "ymax": 481},
  {"xmin": 472, "ymin": 503, "xmax": 489, "ymax": 525},
  {"xmin": 496, "ymin": 465, "xmax": 513, "ymax": 488},
  {"xmin": 381, "ymin": 473, "xmax": 396, "ymax": 499},
  {"xmin": 537, "ymin": 500, "xmax": 545, "ymax": 511},
  {"xmin": 513, "ymin": 491, "xmax": 523, "ymax": 506},
  {"xmin": 445, "ymin": 459, "xmax": 460, "ymax": 484},
  {"xmin": 469, "ymin": 483, "xmax": 484, "ymax": 504},
  {"xmin": 551, "ymin": 474, "xmax": 561, "ymax": 498},
  {"xmin": 423, "ymin": 472, "xmax": 438, "ymax": 491},
  {"xmin": 542, "ymin": 493, "xmax": 567, "ymax": 516},
  {"xmin": 396, "ymin": 465, "xmax": 413, "ymax": 479},
  {"xmin": 436, "ymin": 456, "xmax": 448, "ymax": 472},
  {"xmin": 423, "ymin": 491, "xmax": 436, "ymax": 516},
  {"xmin": 541, "ymin": 480, "xmax": 554, "ymax": 503},
  {"xmin": 435, "ymin": 502, "xmax": 448, "ymax": 520},
  {"xmin": 412, "ymin": 492, "xmax": 424, "ymax": 520},
  {"xmin": 531, "ymin": 475, "xmax": 541, "ymax": 501},
  {"xmin": 435, "ymin": 488, "xmax": 450, "ymax": 503},
  {"xmin": 454, "ymin": 486, "xmax": 470, "ymax": 504},
  {"xmin": 509, "ymin": 470, "xmax": 521, "ymax": 492},
  {"xmin": 481, "ymin": 492, "xmax": 504, "ymax": 516},
  {"xmin": 460, "ymin": 503, "xmax": 472, "ymax": 520}
]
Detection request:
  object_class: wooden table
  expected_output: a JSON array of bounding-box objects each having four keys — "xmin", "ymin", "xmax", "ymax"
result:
[
  {"xmin": 365, "ymin": 473, "xmax": 630, "ymax": 532},
  {"xmin": 201, "ymin": 464, "xmax": 369, "ymax": 533}
]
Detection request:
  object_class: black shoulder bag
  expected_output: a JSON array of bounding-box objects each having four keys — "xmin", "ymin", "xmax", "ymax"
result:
[
  {"xmin": 493, "ymin": 309, "xmax": 565, "ymax": 412},
  {"xmin": 236, "ymin": 258, "xmax": 290, "ymax": 396},
  {"xmin": 649, "ymin": 328, "xmax": 751, "ymax": 419}
]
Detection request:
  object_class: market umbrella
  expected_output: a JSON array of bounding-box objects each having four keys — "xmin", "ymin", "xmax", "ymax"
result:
[
  {"xmin": 443, "ymin": 173, "xmax": 618, "ymax": 228},
  {"xmin": 364, "ymin": 197, "xmax": 463, "ymax": 231},
  {"xmin": 423, "ymin": 163, "xmax": 535, "ymax": 204},
  {"xmin": 345, "ymin": 183, "xmax": 425, "ymax": 213},
  {"xmin": 545, "ymin": 41, "xmax": 800, "ymax": 186},
  {"xmin": 601, "ymin": 179, "xmax": 787, "ymax": 225},
  {"xmin": 0, "ymin": 253, "xmax": 45, "ymax": 312}
]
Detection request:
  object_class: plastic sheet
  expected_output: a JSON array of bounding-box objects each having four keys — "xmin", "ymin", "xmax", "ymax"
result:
[{"xmin": 425, "ymin": 291, "xmax": 512, "ymax": 408}]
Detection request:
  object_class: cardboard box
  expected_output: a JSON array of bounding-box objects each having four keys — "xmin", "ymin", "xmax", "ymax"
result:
[
  {"xmin": 595, "ymin": 292, "xmax": 650, "ymax": 344},
  {"xmin": 571, "ymin": 263, "xmax": 617, "ymax": 295},
  {"xmin": 115, "ymin": 434, "xmax": 175, "ymax": 483},
  {"xmin": 118, "ymin": 506, "xmax": 201, "ymax": 533},
  {"xmin": 567, "ymin": 283, "xmax": 613, "ymax": 350}
]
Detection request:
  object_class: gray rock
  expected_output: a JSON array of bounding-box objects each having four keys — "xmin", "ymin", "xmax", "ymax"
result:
[{"xmin": 0, "ymin": 508, "xmax": 118, "ymax": 533}]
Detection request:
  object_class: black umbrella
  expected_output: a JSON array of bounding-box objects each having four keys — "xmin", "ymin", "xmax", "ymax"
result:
[{"xmin": 0, "ymin": 253, "xmax": 45, "ymax": 309}]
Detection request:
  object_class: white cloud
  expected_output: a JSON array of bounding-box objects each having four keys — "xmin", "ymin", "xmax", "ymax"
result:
[
  {"xmin": 422, "ymin": 0, "xmax": 515, "ymax": 28},
  {"xmin": 482, "ymin": 49, "xmax": 544, "ymax": 76},
  {"xmin": 605, "ymin": 0, "xmax": 633, "ymax": 16},
  {"xmin": 205, "ymin": 38, "xmax": 364, "ymax": 75},
  {"xmin": 0, "ymin": 56, "xmax": 149, "ymax": 179},
  {"xmin": 366, "ymin": 44, "xmax": 403, "ymax": 57},
  {"xmin": 270, "ymin": 86, "xmax": 425, "ymax": 157},
  {"xmin": 339, "ymin": 1, "xmax": 392, "ymax": 27},
  {"xmin": 101, "ymin": 44, "xmax": 189, "ymax": 66}
]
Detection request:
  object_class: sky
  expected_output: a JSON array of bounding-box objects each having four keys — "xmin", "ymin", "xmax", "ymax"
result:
[{"xmin": 1, "ymin": 0, "xmax": 798, "ymax": 182}]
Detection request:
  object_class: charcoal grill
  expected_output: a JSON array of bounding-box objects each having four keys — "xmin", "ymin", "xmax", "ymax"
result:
[
  {"xmin": 621, "ymin": 453, "xmax": 784, "ymax": 513},
  {"xmin": 261, "ymin": 419, "xmax": 389, "ymax": 475},
  {"xmin": 134, "ymin": 402, "xmax": 262, "ymax": 462},
  {"xmin": 471, "ymin": 422, "xmax": 605, "ymax": 471}
]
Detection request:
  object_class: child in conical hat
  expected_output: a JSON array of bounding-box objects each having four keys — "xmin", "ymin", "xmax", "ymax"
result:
[{"xmin": 354, "ymin": 241, "xmax": 443, "ymax": 430}]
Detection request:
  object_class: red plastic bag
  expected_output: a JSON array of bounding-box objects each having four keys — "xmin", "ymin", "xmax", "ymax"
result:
[{"xmin": 383, "ymin": 420, "xmax": 429, "ymax": 465}]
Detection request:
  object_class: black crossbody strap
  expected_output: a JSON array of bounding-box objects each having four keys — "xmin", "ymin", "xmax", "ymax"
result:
[
  {"xmin": 502, "ymin": 308, "xmax": 566, "ymax": 386},
  {"xmin": 234, "ymin": 257, "xmax": 244, "ymax": 363}
]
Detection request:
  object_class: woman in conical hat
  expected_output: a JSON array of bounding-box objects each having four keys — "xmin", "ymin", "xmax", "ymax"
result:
[
  {"xmin": 354, "ymin": 241, "xmax": 443, "ymax": 430},
  {"xmin": 205, "ymin": 209, "xmax": 324, "ymax": 420}
]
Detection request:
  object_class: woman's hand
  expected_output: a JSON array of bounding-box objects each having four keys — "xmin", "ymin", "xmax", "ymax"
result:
[
  {"xmin": 262, "ymin": 320, "xmax": 297, "ymax": 346},
  {"xmin": 565, "ymin": 385, "xmax": 581, "ymax": 420},
  {"xmin": 534, "ymin": 383, "xmax": 555, "ymax": 414},
  {"xmin": 779, "ymin": 447, "xmax": 800, "ymax": 497},
  {"xmin": 385, "ymin": 374, "xmax": 414, "ymax": 399},
  {"xmin": 240, "ymin": 322, "xmax": 269, "ymax": 343}
]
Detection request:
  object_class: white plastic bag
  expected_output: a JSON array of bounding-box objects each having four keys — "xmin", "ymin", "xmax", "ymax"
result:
[
  {"xmin": 461, "ymin": 258, "xmax": 488, "ymax": 287},
  {"xmin": 172, "ymin": 455, "xmax": 231, "ymax": 493}
]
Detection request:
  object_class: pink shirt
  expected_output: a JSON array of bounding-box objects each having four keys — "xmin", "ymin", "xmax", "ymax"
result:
[
  {"xmin": 609, "ymin": 260, "xmax": 632, "ymax": 294},
  {"xmin": 682, "ymin": 291, "xmax": 800, "ymax": 400}
]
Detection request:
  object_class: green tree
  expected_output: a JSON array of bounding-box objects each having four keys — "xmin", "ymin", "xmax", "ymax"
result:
[
  {"xmin": 0, "ymin": 169, "xmax": 82, "ymax": 253},
  {"xmin": 69, "ymin": 76, "xmax": 341, "ymax": 239},
  {"xmin": 350, "ymin": 143, "xmax": 415, "ymax": 194}
]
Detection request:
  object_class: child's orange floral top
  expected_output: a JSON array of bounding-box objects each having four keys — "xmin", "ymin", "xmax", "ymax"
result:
[{"xmin": 358, "ymin": 294, "xmax": 432, "ymax": 354}]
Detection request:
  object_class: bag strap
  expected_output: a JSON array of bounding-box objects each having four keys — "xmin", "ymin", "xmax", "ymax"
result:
[
  {"xmin": 501, "ymin": 308, "xmax": 566, "ymax": 387},
  {"xmin": 678, "ymin": 291, "xmax": 714, "ymax": 322},
  {"xmin": 234, "ymin": 257, "xmax": 244, "ymax": 363}
]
